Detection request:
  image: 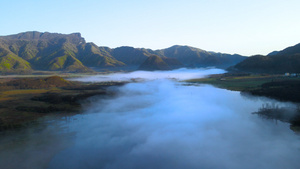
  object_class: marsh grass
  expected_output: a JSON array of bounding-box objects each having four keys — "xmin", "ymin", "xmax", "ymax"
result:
[{"xmin": 186, "ymin": 74, "xmax": 294, "ymax": 91}]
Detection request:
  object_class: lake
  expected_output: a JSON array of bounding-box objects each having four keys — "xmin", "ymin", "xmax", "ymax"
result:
[{"xmin": 0, "ymin": 68, "xmax": 300, "ymax": 169}]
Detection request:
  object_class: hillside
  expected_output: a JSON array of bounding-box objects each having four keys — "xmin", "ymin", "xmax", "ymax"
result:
[
  {"xmin": 112, "ymin": 46, "xmax": 153, "ymax": 65},
  {"xmin": 77, "ymin": 43, "xmax": 125, "ymax": 68},
  {"xmin": 0, "ymin": 32, "xmax": 124, "ymax": 73},
  {"xmin": 276, "ymin": 43, "xmax": 300, "ymax": 56},
  {"xmin": 161, "ymin": 57, "xmax": 183, "ymax": 69},
  {"xmin": 111, "ymin": 45, "xmax": 246, "ymax": 70},
  {"xmin": 0, "ymin": 31, "xmax": 247, "ymax": 73},
  {"xmin": 139, "ymin": 55, "xmax": 172, "ymax": 70},
  {"xmin": 232, "ymin": 43, "xmax": 300, "ymax": 73},
  {"xmin": 155, "ymin": 45, "xmax": 246, "ymax": 68}
]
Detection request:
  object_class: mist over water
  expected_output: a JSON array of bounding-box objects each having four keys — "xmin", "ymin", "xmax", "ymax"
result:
[
  {"xmin": 1, "ymin": 68, "xmax": 300, "ymax": 169},
  {"xmin": 72, "ymin": 68, "xmax": 226, "ymax": 82}
]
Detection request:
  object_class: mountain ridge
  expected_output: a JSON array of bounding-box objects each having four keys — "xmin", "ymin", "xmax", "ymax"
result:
[
  {"xmin": 138, "ymin": 55, "xmax": 183, "ymax": 70},
  {"xmin": 0, "ymin": 31, "xmax": 247, "ymax": 73},
  {"xmin": 231, "ymin": 43, "xmax": 300, "ymax": 73}
]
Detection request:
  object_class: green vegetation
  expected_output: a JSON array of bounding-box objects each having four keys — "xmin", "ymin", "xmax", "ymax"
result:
[
  {"xmin": 157, "ymin": 45, "xmax": 246, "ymax": 68},
  {"xmin": 0, "ymin": 53, "xmax": 31, "ymax": 71},
  {"xmin": 77, "ymin": 43, "xmax": 125, "ymax": 68},
  {"xmin": 139, "ymin": 55, "xmax": 171, "ymax": 70},
  {"xmin": 232, "ymin": 43, "xmax": 300, "ymax": 73},
  {"xmin": 0, "ymin": 31, "xmax": 248, "ymax": 73},
  {"xmin": 186, "ymin": 74, "xmax": 277, "ymax": 91},
  {"xmin": 0, "ymin": 76, "xmax": 72, "ymax": 90},
  {"xmin": 232, "ymin": 54, "xmax": 300, "ymax": 73},
  {"xmin": 0, "ymin": 76, "xmax": 125, "ymax": 131},
  {"xmin": 187, "ymin": 73, "xmax": 300, "ymax": 96},
  {"xmin": 187, "ymin": 73, "xmax": 300, "ymax": 103},
  {"xmin": 0, "ymin": 32, "xmax": 122, "ymax": 73}
]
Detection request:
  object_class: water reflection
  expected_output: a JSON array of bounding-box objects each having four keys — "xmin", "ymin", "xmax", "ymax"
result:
[{"xmin": 253, "ymin": 103, "xmax": 300, "ymax": 132}]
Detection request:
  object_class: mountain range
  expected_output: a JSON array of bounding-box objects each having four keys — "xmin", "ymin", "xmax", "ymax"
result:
[
  {"xmin": 0, "ymin": 31, "xmax": 246, "ymax": 73},
  {"xmin": 231, "ymin": 43, "xmax": 300, "ymax": 73}
]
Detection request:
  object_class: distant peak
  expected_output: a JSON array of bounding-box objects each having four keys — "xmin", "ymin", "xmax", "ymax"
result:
[
  {"xmin": 114, "ymin": 46, "xmax": 135, "ymax": 49},
  {"xmin": 169, "ymin": 45, "xmax": 190, "ymax": 48},
  {"xmin": 0, "ymin": 31, "xmax": 82, "ymax": 40},
  {"xmin": 0, "ymin": 31, "xmax": 85, "ymax": 44},
  {"xmin": 267, "ymin": 51, "xmax": 279, "ymax": 56},
  {"xmin": 71, "ymin": 32, "xmax": 81, "ymax": 37}
]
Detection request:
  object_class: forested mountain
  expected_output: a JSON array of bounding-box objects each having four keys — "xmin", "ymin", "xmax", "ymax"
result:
[
  {"xmin": 0, "ymin": 31, "xmax": 247, "ymax": 73},
  {"xmin": 232, "ymin": 43, "xmax": 300, "ymax": 73}
]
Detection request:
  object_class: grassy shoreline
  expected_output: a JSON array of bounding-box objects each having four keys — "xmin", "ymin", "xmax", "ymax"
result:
[
  {"xmin": 186, "ymin": 73, "xmax": 282, "ymax": 91},
  {"xmin": 186, "ymin": 73, "xmax": 300, "ymax": 102},
  {"xmin": 0, "ymin": 76, "xmax": 125, "ymax": 131}
]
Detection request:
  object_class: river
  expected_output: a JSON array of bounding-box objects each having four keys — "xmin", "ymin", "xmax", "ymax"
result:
[{"xmin": 0, "ymin": 68, "xmax": 300, "ymax": 169}]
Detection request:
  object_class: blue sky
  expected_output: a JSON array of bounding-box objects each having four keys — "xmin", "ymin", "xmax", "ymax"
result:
[{"xmin": 1, "ymin": 0, "xmax": 300, "ymax": 56}]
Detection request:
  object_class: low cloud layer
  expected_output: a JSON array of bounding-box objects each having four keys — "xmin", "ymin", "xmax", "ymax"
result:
[
  {"xmin": 1, "ymin": 69, "xmax": 299, "ymax": 169},
  {"xmin": 71, "ymin": 68, "xmax": 226, "ymax": 82},
  {"xmin": 48, "ymin": 79, "xmax": 300, "ymax": 169}
]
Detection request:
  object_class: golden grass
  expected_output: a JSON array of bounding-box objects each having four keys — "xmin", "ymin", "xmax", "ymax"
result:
[
  {"xmin": 0, "ymin": 97, "xmax": 13, "ymax": 101},
  {"xmin": 1, "ymin": 89, "xmax": 49, "ymax": 95},
  {"xmin": 186, "ymin": 74, "xmax": 282, "ymax": 91},
  {"xmin": 0, "ymin": 88, "xmax": 63, "ymax": 102}
]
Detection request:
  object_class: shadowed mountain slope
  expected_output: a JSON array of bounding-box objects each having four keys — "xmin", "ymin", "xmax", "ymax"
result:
[
  {"xmin": 155, "ymin": 45, "xmax": 246, "ymax": 68},
  {"xmin": 232, "ymin": 43, "xmax": 300, "ymax": 73},
  {"xmin": 138, "ymin": 55, "xmax": 183, "ymax": 71}
]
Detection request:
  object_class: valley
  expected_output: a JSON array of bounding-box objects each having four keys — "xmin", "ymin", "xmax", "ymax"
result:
[{"xmin": 2, "ymin": 0, "xmax": 300, "ymax": 168}]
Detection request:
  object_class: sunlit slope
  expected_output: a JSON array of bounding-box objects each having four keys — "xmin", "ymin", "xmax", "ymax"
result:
[
  {"xmin": 0, "ymin": 32, "xmax": 124, "ymax": 73},
  {"xmin": 0, "ymin": 31, "xmax": 247, "ymax": 73}
]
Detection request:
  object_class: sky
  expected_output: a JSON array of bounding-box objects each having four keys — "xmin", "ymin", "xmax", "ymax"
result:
[{"xmin": 1, "ymin": 0, "xmax": 300, "ymax": 56}]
